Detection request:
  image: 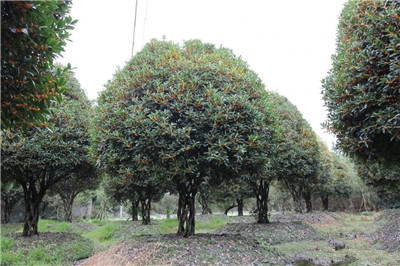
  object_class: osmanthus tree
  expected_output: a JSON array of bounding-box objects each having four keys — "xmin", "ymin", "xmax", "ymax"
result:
[
  {"xmin": 1, "ymin": 180, "xmax": 24, "ymax": 224},
  {"xmin": 356, "ymin": 159, "xmax": 400, "ymax": 208},
  {"xmin": 1, "ymin": 70, "xmax": 94, "ymax": 236},
  {"xmin": 93, "ymin": 39, "xmax": 276, "ymax": 236},
  {"xmin": 269, "ymin": 92, "xmax": 321, "ymax": 213},
  {"xmin": 1, "ymin": 1, "xmax": 76, "ymax": 129},
  {"xmin": 322, "ymin": 0, "xmax": 400, "ymax": 166},
  {"xmin": 314, "ymin": 140, "xmax": 352, "ymax": 211}
]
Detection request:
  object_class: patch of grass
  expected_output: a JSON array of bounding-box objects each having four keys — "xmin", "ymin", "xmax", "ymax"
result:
[
  {"xmin": 84, "ymin": 223, "xmax": 118, "ymax": 242},
  {"xmin": 38, "ymin": 219, "xmax": 71, "ymax": 233},
  {"xmin": 159, "ymin": 217, "xmax": 227, "ymax": 235},
  {"xmin": 159, "ymin": 218, "xmax": 178, "ymax": 234},
  {"xmin": 28, "ymin": 245, "xmax": 61, "ymax": 265},
  {"xmin": 1, "ymin": 251, "xmax": 24, "ymax": 266},
  {"xmin": 1, "ymin": 223, "xmax": 23, "ymax": 236},
  {"xmin": 1, "ymin": 237, "xmax": 14, "ymax": 252},
  {"xmin": 313, "ymin": 213, "xmax": 374, "ymax": 237},
  {"xmin": 90, "ymin": 219, "xmax": 106, "ymax": 226},
  {"xmin": 196, "ymin": 217, "xmax": 227, "ymax": 233}
]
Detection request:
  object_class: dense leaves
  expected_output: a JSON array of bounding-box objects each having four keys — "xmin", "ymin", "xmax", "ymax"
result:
[
  {"xmin": 322, "ymin": 0, "xmax": 400, "ymax": 163},
  {"xmin": 1, "ymin": 1, "xmax": 76, "ymax": 129},
  {"xmin": 269, "ymin": 93, "xmax": 321, "ymax": 213},
  {"xmin": 93, "ymin": 39, "xmax": 275, "ymax": 236},
  {"xmin": 1, "ymin": 69, "xmax": 94, "ymax": 236}
]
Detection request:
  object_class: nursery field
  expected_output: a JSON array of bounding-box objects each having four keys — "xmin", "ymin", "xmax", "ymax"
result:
[{"xmin": 1, "ymin": 211, "xmax": 399, "ymax": 265}]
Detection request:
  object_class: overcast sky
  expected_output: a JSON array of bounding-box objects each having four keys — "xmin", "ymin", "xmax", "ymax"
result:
[{"xmin": 58, "ymin": 0, "xmax": 348, "ymax": 148}]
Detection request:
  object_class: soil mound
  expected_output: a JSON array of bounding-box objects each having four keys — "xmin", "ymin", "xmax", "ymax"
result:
[{"xmin": 80, "ymin": 234, "xmax": 287, "ymax": 265}]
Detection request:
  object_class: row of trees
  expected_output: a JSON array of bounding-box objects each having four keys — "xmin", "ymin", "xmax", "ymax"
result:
[
  {"xmin": 322, "ymin": 0, "xmax": 400, "ymax": 208},
  {"xmin": 2, "ymin": 0, "xmax": 398, "ymax": 238}
]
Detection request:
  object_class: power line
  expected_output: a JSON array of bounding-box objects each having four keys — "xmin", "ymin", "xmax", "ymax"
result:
[{"xmin": 131, "ymin": 0, "xmax": 139, "ymax": 58}]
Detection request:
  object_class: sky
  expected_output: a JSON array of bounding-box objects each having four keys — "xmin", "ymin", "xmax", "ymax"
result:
[{"xmin": 58, "ymin": 0, "xmax": 349, "ymax": 148}]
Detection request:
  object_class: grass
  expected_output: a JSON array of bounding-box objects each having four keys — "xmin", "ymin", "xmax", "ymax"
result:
[
  {"xmin": 84, "ymin": 223, "xmax": 118, "ymax": 242},
  {"xmin": 38, "ymin": 219, "xmax": 71, "ymax": 233},
  {"xmin": 159, "ymin": 216, "xmax": 227, "ymax": 234}
]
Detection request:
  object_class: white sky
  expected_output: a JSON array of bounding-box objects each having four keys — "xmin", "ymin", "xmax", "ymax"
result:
[{"xmin": 58, "ymin": 0, "xmax": 348, "ymax": 148}]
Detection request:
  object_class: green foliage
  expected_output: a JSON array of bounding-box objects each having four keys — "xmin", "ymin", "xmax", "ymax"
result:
[
  {"xmin": 84, "ymin": 223, "xmax": 118, "ymax": 242},
  {"xmin": 322, "ymin": 0, "xmax": 400, "ymax": 164},
  {"xmin": 1, "ymin": 1, "xmax": 76, "ymax": 129},
  {"xmin": 268, "ymin": 92, "xmax": 321, "ymax": 211},
  {"xmin": 1, "ymin": 69, "xmax": 94, "ymax": 236},
  {"xmin": 356, "ymin": 158, "xmax": 400, "ymax": 208},
  {"xmin": 93, "ymin": 39, "xmax": 275, "ymax": 234}
]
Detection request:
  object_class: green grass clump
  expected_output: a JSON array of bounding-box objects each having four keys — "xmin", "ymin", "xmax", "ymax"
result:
[
  {"xmin": 159, "ymin": 218, "xmax": 178, "ymax": 234},
  {"xmin": 1, "ymin": 251, "xmax": 24, "ymax": 266},
  {"xmin": 1, "ymin": 237, "xmax": 14, "ymax": 252},
  {"xmin": 28, "ymin": 245, "xmax": 61, "ymax": 265},
  {"xmin": 196, "ymin": 217, "xmax": 227, "ymax": 232},
  {"xmin": 84, "ymin": 223, "xmax": 118, "ymax": 242},
  {"xmin": 38, "ymin": 219, "xmax": 71, "ymax": 233}
]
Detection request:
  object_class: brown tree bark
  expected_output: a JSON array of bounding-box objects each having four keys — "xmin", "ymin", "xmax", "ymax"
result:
[
  {"xmin": 255, "ymin": 179, "xmax": 270, "ymax": 223},
  {"xmin": 322, "ymin": 196, "xmax": 329, "ymax": 211},
  {"xmin": 131, "ymin": 197, "xmax": 139, "ymax": 221},
  {"xmin": 22, "ymin": 185, "xmax": 44, "ymax": 236},
  {"xmin": 237, "ymin": 197, "xmax": 244, "ymax": 216},
  {"xmin": 140, "ymin": 197, "xmax": 151, "ymax": 225},
  {"xmin": 303, "ymin": 191, "xmax": 313, "ymax": 213},
  {"xmin": 177, "ymin": 181, "xmax": 197, "ymax": 237}
]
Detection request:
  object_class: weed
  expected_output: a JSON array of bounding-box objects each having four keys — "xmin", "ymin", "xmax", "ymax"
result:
[
  {"xmin": 84, "ymin": 223, "xmax": 118, "ymax": 242},
  {"xmin": 28, "ymin": 245, "xmax": 60, "ymax": 265}
]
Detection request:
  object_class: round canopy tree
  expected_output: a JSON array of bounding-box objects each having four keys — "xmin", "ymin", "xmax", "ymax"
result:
[
  {"xmin": 1, "ymin": 69, "xmax": 93, "ymax": 236},
  {"xmin": 322, "ymin": 0, "xmax": 400, "ymax": 165},
  {"xmin": 93, "ymin": 39, "xmax": 275, "ymax": 236},
  {"xmin": 1, "ymin": 1, "xmax": 76, "ymax": 129},
  {"xmin": 269, "ymin": 92, "xmax": 321, "ymax": 213}
]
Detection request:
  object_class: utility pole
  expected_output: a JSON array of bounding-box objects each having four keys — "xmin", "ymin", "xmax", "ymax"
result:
[{"xmin": 131, "ymin": 0, "xmax": 139, "ymax": 57}]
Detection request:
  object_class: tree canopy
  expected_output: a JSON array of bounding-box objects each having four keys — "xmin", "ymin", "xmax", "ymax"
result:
[
  {"xmin": 322, "ymin": 0, "xmax": 400, "ymax": 164},
  {"xmin": 268, "ymin": 92, "xmax": 321, "ymax": 213},
  {"xmin": 93, "ymin": 39, "xmax": 276, "ymax": 236},
  {"xmin": 1, "ymin": 69, "xmax": 94, "ymax": 236},
  {"xmin": 1, "ymin": 1, "xmax": 76, "ymax": 129}
]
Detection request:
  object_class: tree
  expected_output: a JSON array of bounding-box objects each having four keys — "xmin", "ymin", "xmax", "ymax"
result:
[
  {"xmin": 1, "ymin": 181, "xmax": 23, "ymax": 224},
  {"xmin": 356, "ymin": 158, "xmax": 400, "ymax": 208},
  {"xmin": 1, "ymin": 69, "xmax": 93, "ymax": 236},
  {"xmin": 50, "ymin": 162, "xmax": 98, "ymax": 222},
  {"xmin": 1, "ymin": 1, "xmax": 76, "ymax": 129},
  {"xmin": 93, "ymin": 39, "xmax": 275, "ymax": 236},
  {"xmin": 322, "ymin": 0, "xmax": 400, "ymax": 165},
  {"xmin": 269, "ymin": 92, "xmax": 321, "ymax": 213},
  {"xmin": 314, "ymin": 140, "xmax": 353, "ymax": 211}
]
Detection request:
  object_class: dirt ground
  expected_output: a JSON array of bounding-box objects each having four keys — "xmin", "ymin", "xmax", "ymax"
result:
[{"xmin": 78, "ymin": 211, "xmax": 400, "ymax": 265}]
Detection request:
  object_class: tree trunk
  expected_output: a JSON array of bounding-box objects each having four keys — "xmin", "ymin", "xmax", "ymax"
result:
[
  {"xmin": 237, "ymin": 197, "xmax": 244, "ymax": 216},
  {"xmin": 131, "ymin": 198, "xmax": 139, "ymax": 221},
  {"xmin": 199, "ymin": 192, "xmax": 212, "ymax": 215},
  {"xmin": 140, "ymin": 197, "xmax": 151, "ymax": 225},
  {"xmin": 293, "ymin": 197, "xmax": 303, "ymax": 213},
  {"xmin": 303, "ymin": 191, "xmax": 312, "ymax": 213},
  {"xmin": 22, "ymin": 188, "xmax": 43, "ymax": 237},
  {"xmin": 177, "ymin": 181, "xmax": 197, "ymax": 237},
  {"xmin": 322, "ymin": 196, "xmax": 329, "ymax": 211},
  {"xmin": 255, "ymin": 179, "xmax": 270, "ymax": 223},
  {"xmin": 224, "ymin": 204, "xmax": 238, "ymax": 215},
  {"xmin": 61, "ymin": 194, "xmax": 75, "ymax": 223}
]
